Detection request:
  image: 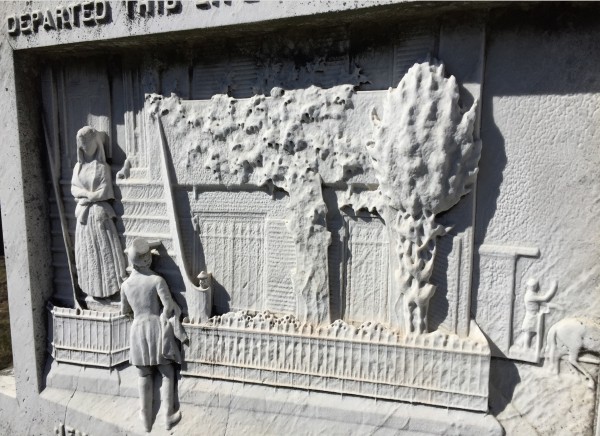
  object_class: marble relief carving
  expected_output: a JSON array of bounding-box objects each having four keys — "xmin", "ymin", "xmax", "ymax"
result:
[
  {"xmin": 121, "ymin": 238, "xmax": 186, "ymax": 431},
  {"xmin": 157, "ymin": 116, "xmax": 213, "ymax": 325},
  {"xmin": 511, "ymin": 279, "xmax": 558, "ymax": 361},
  {"xmin": 183, "ymin": 311, "xmax": 490, "ymax": 410},
  {"xmin": 546, "ymin": 317, "xmax": 600, "ymax": 389},
  {"xmin": 375, "ymin": 62, "xmax": 479, "ymax": 334},
  {"xmin": 16, "ymin": 5, "xmax": 600, "ymax": 435},
  {"xmin": 49, "ymin": 305, "xmax": 130, "ymax": 367},
  {"xmin": 135, "ymin": 60, "xmax": 490, "ymax": 411},
  {"xmin": 71, "ymin": 126, "xmax": 127, "ymax": 302},
  {"xmin": 476, "ymin": 244, "xmax": 542, "ymax": 360},
  {"xmin": 48, "ymin": 58, "xmax": 491, "ymax": 424},
  {"xmin": 343, "ymin": 61, "xmax": 480, "ymax": 334}
]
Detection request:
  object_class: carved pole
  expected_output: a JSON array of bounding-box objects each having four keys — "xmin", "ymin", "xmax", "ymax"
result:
[
  {"xmin": 156, "ymin": 117, "xmax": 212, "ymax": 323},
  {"xmin": 42, "ymin": 114, "xmax": 83, "ymax": 311}
]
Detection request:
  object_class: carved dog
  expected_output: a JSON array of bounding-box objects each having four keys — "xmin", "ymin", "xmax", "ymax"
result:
[{"xmin": 545, "ymin": 317, "xmax": 600, "ymax": 388}]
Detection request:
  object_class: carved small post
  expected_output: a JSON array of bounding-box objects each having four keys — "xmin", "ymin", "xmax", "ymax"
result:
[{"xmin": 187, "ymin": 270, "xmax": 213, "ymax": 323}]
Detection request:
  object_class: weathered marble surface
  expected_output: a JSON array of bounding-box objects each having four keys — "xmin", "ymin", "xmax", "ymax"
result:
[{"xmin": 1, "ymin": 1, "xmax": 600, "ymax": 435}]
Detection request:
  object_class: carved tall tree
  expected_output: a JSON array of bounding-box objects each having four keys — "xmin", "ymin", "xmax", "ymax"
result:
[
  {"xmin": 369, "ymin": 61, "xmax": 480, "ymax": 334},
  {"xmin": 188, "ymin": 85, "xmax": 358, "ymax": 325}
]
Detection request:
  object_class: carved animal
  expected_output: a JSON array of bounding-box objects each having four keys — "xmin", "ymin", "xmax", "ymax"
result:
[{"xmin": 545, "ymin": 317, "xmax": 600, "ymax": 388}]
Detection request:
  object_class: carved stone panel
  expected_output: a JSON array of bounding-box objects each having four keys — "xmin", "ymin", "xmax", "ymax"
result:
[
  {"xmin": 7, "ymin": 2, "xmax": 600, "ymax": 435},
  {"xmin": 476, "ymin": 244, "xmax": 540, "ymax": 359},
  {"xmin": 195, "ymin": 212, "xmax": 265, "ymax": 314},
  {"xmin": 265, "ymin": 219, "xmax": 296, "ymax": 314},
  {"xmin": 344, "ymin": 215, "xmax": 389, "ymax": 325},
  {"xmin": 9, "ymin": 5, "xmax": 544, "ymax": 433},
  {"xmin": 429, "ymin": 234, "xmax": 462, "ymax": 333},
  {"xmin": 143, "ymin": 59, "xmax": 488, "ymax": 410}
]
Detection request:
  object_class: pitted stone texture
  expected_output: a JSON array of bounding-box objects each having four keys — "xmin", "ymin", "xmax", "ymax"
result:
[
  {"xmin": 475, "ymin": 25, "xmax": 600, "ymax": 356},
  {"xmin": 490, "ymin": 358, "xmax": 598, "ymax": 436}
]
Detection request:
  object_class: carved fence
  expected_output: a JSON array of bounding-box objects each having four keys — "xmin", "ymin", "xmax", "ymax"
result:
[
  {"xmin": 182, "ymin": 314, "xmax": 490, "ymax": 411},
  {"xmin": 50, "ymin": 305, "xmax": 131, "ymax": 368},
  {"xmin": 48, "ymin": 304, "xmax": 490, "ymax": 411}
]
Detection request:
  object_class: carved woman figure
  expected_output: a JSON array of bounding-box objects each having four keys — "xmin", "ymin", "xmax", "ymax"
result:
[
  {"xmin": 121, "ymin": 238, "xmax": 186, "ymax": 431},
  {"xmin": 71, "ymin": 126, "xmax": 126, "ymax": 300}
]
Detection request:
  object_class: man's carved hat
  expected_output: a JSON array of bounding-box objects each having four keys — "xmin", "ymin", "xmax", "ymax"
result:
[{"xmin": 127, "ymin": 238, "xmax": 160, "ymax": 265}]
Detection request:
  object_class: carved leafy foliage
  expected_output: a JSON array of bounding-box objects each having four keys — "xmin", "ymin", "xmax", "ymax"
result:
[
  {"xmin": 199, "ymin": 85, "xmax": 356, "ymax": 191},
  {"xmin": 152, "ymin": 85, "xmax": 360, "ymax": 326},
  {"xmin": 370, "ymin": 60, "xmax": 480, "ymax": 216}
]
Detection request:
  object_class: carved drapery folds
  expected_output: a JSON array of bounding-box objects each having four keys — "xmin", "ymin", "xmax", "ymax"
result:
[{"xmin": 71, "ymin": 126, "xmax": 127, "ymax": 302}]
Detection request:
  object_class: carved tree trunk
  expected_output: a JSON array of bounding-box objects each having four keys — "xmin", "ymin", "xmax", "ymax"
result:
[
  {"xmin": 385, "ymin": 208, "xmax": 442, "ymax": 334},
  {"xmin": 286, "ymin": 172, "xmax": 331, "ymax": 325}
]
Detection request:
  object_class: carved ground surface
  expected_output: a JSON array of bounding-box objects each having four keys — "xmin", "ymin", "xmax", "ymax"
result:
[{"xmin": 490, "ymin": 359, "xmax": 598, "ymax": 435}]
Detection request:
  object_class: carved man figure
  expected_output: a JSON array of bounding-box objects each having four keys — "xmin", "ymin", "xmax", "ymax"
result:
[
  {"xmin": 121, "ymin": 238, "xmax": 187, "ymax": 431},
  {"xmin": 516, "ymin": 279, "xmax": 558, "ymax": 349},
  {"xmin": 198, "ymin": 270, "xmax": 211, "ymax": 291}
]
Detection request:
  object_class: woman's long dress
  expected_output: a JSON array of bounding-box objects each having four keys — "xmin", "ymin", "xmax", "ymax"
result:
[{"xmin": 71, "ymin": 161, "xmax": 126, "ymax": 298}]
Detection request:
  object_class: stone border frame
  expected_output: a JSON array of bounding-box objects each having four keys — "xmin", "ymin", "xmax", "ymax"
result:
[{"xmin": 0, "ymin": 1, "xmax": 488, "ymax": 432}]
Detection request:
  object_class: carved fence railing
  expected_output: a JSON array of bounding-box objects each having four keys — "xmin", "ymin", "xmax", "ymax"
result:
[
  {"xmin": 182, "ymin": 313, "xmax": 490, "ymax": 411},
  {"xmin": 48, "ymin": 304, "xmax": 490, "ymax": 411},
  {"xmin": 50, "ymin": 305, "xmax": 131, "ymax": 368}
]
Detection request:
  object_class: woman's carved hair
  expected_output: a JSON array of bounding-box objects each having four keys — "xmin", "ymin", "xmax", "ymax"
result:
[{"xmin": 76, "ymin": 125, "xmax": 107, "ymax": 165}]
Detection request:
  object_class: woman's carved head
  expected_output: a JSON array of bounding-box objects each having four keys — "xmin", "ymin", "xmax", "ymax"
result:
[{"xmin": 76, "ymin": 126, "xmax": 107, "ymax": 164}]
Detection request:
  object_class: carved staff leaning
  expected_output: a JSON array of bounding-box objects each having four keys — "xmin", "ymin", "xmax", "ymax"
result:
[{"xmin": 156, "ymin": 116, "xmax": 212, "ymax": 323}]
